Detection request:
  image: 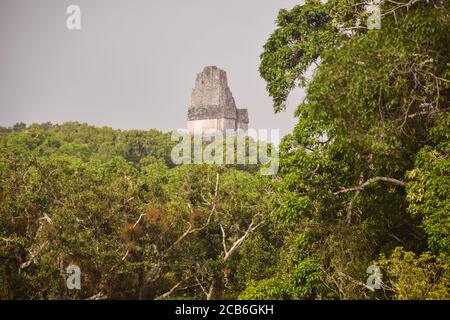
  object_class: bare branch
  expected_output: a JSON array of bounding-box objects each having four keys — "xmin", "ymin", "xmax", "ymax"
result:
[
  {"xmin": 383, "ymin": 0, "xmax": 423, "ymax": 17},
  {"xmin": 206, "ymin": 279, "xmax": 215, "ymax": 300},
  {"xmin": 345, "ymin": 172, "xmax": 364, "ymax": 225},
  {"xmin": 195, "ymin": 276, "xmax": 209, "ymax": 298},
  {"xmin": 336, "ymin": 271, "xmax": 377, "ymax": 292},
  {"xmin": 86, "ymin": 292, "xmax": 107, "ymax": 300},
  {"xmin": 39, "ymin": 213, "xmax": 52, "ymax": 224},
  {"xmin": 219, "ymin": 224, "xmax": 228, "ymax": 257},
  {"xmin": 155, "ymin": 278, "xmax": 188, "ymax": 300},
  {"xmin": 20, "ymin": 240, "xmax": 49, "ymax": 271},
  {"xmin": 144, "ymin": 173, "xmax": 221, "ymax": 286},
  {"xmin": 1, "ymin": 237, "xmax": 14, "ymax": 244},
  {"xmin": 388, "ymin": 233, "xmax": 406, "ymax": 246},
  {"xmin": 132, "ymin": 213, "xmax": 147, "ymax": 229},
  {"xmin": 167, "ymin": 222, "xmax": 193, "ymax": 251},
  {"xmin": 223, "ymin": 215, "xmax": 264, "ymax": 262},
  {"xmin": 334, "ymin": 176, "xmax": 406, "ymax": 195},
  {"xmin": 165, "ymin": 173, "xmax": 220, "ymax": 253},
  {"xmin": 112, "ymin": 212, "xmax": 147, "ymax": 272}
]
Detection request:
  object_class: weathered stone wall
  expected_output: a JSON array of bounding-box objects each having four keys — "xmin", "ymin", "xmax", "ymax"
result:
[
  {"xmin": 187, "ymin": 66, "xmax": 248, "ymax": 134},
  {"xmin": 187, "ymin": 118, "xmax": 237, "ymax": 135},
  {"xmin": 191, "ymin": 66, "xmax": 235, "ymax": 107},
  {"xmin": 187, "ymin": 119, "xmax": 219, "ymax": 135},
  {"xmin": 236, "ymin": 109, "xmax": 249, "ymax": 130},
  {"xmin": 188, "ymin": 105, "xmax": 235, "ymax": 121}
]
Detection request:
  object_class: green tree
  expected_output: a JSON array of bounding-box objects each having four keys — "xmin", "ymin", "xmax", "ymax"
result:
[{"xmin": 250, "ymin": 0, "xmax": 449, "ymax": 299}]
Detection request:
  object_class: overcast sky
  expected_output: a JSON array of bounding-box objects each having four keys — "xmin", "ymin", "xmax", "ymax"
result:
[{"xmin": 0, "ymin": 0, "xmax": 304, "ymax": 137}]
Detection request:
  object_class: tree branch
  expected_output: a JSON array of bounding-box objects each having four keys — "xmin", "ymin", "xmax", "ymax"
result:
[
  {"xmin": 334, "ymin": 176, "xmax": 406, "ymax": 195},
  {"xmin": 222, "ymin": 215, "xmax": 264, "ymax": 262},
  {"xmin": 165, "ymin": 173, "xmax": 220, "ymax": 253},
  {"xmin": 86, "ymin": 292, "xmax": 107, "ymax": 300},
  {"xmin": 155, "ymin": 277, "xmax": 188, "ymax": 300},
  {"xmin": 132, "ymin": 213, "xmax": 147, "ymax": 229},
  {"xmin": 20, "ymin": 240, "xmax": 49, "ymax": 271}
]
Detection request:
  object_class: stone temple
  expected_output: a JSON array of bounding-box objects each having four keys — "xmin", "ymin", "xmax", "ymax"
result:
[{"xmin": 187, "ymin": 66, "xmax": 248, "ymax": 135}]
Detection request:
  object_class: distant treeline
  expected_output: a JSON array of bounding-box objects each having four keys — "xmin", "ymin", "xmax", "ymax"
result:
[{"xmin": 0, "ymin": 122, "xmax": 278, "ymax": 299}]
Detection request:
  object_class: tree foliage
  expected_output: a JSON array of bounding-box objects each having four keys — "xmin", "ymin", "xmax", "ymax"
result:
[
  {"xmin": 246, "ymin": 0, "xmax": 450, "ymax": 299},
  {"xmin": 1, "ymin": 0, "xmax": 449, "ymax": 301},
  {"xmin": 0, "ymin": 123, "xmax": 280, "ymax": 299}
]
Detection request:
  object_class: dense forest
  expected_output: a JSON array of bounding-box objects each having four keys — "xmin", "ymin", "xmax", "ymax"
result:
[{"xmin": 1, "ymin": 0, "xmax": 449, "ymax": 300}]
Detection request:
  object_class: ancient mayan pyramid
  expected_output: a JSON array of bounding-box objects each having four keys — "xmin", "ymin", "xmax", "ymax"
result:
[{"xmin": 187, "ymin": 66, "xmax": 248, "ymax": 135}]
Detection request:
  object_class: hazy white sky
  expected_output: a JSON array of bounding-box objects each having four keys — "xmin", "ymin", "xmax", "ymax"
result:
[{"xmin": 0, "ymin": 0, "xmax": 304, "ymax": 137}]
